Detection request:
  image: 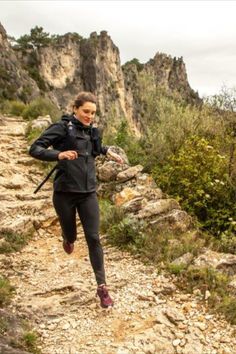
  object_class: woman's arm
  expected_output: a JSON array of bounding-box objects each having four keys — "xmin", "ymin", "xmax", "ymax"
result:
[
  {"xmin": 106, "ymin": 148, "xmax": 124, "ymax": 164},
  {"xmin": 29, "ymin": 122, "xmax": 67, "ymax": 161}
]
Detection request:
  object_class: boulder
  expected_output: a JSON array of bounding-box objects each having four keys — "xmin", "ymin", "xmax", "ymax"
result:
[
  {"xmin": 97, "ymin": 161, "xmax": 124, "ymax": 182},
  {"xmin": 136, "ymin": 199, "xmax": 180, "ymax": 219},
  {"xmin": 150, "ymin": 209, "xmax": 192, "ymax": 232},
  {"xmin": 136, "ymin": 173, "xmax": 157, "ymax": 188},
  {"xmin": 171, "ymin": 252, "xmax": 194, "ymax": 267},
  {"xmin": 31, "ymin": 115, "xmax": 52, "ymax": 130},
  {"xmin": 114, "ymin": 187, "xmax": 141, "ymax": 206},
  {"xmin": 135, "ymin": 185, "xmax": 162, "ymax": 200},
  {"xmin": 116, "ymin": 165, "xmax": 143, "ymax": 182},
  {"xmin": 193, "ymin": 249, "xmax": 236, "ymax": 275},
  {"xmin": 122, "ymin": 196, "xmax": 144, "ymax": 213}
]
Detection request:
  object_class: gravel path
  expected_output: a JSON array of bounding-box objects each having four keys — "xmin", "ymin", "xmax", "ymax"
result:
[{"xmin": 1, "ymin": 116, "xmax": 236, "ymax": 354}]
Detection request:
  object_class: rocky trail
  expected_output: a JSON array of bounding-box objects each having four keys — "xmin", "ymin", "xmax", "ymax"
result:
[{"xmin": 0, "ymin": 116, "xmax": 236, "ymax": 354}]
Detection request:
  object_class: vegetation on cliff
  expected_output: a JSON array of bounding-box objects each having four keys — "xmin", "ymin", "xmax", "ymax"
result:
[{"xmin": 103, "ymin": 83, "xmax": 236, "ymax": 246}]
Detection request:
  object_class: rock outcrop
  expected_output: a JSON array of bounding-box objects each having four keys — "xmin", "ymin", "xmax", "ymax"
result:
[
  {"xmin": 0, "ymin": 23, "xmax": 39, "ymax": 102},
  {"xmin": 0, "ymin": 22, "xmax": 200, "ymax": 136}
]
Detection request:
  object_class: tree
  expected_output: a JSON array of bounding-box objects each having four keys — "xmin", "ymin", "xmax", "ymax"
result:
[
  {"xmin": 30, "ymin": 26, "xmax": 51, "ymax": 49},
  {"xmin": 205, "ymin": 85, "xmax": 236, "ymax": 112},
  {"xmin": 15, "ymin": 26, "xmax": 51, "ymax": 50},
  {"xmin": 204, "ymin": 86, "xmax": 236, "ymax": 179},
  {"xmin": 15, "ymin": 34, "xmax": 32, "ymax": 50}
]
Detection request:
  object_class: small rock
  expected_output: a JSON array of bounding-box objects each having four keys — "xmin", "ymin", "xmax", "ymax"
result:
[
  {"xmin": 204, "ymin": 290, "xmax": 211, "ymax": 300},
  {"xmin": 173, "ymin": 339, "xmax": 181, "ymax": 347},
  {"xmin": 62, "ymin": 323, "xmax": 70, "ymax": 330},
  {"xmin": 195, "ymin": 322, "xmax": 206, "ymax": 331},
  {"xmin": 164, "ymin": 307, "xmax": 186, "ymax": 325}
]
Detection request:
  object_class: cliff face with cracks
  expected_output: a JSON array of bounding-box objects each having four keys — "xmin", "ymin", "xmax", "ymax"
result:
[
  {"xmin": 0, "ymin": 23, "xmax": 39, "ymax": 102},
  {"xmin": 0, "ymin": 23, "xmax": 200, "ymax": 134}
]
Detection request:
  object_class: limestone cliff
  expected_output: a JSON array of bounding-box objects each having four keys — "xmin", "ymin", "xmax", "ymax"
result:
[
  {"xmin": 37, "ymin": 31, "xmax": 127, "ymax": 128},
  {"xmin": 0, "ymin": 23, "xmax": 200, "ymax": 134},
  {"xmin": 0, "ymin": 23, "xmax": 39, "ymax": 102}
]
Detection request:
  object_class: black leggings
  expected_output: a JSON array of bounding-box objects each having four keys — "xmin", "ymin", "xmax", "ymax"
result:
[{"xmin": 53, "ymin": 191, "xmax": 105, "ymax": 286}]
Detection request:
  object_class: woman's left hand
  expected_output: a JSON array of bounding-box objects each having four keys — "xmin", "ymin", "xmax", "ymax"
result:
[
  {"xmin": 107, "ymin": 150, "xmax": 124, "ymax": 164},
  {"xmin": 113, "ymin": 153, "xmax": 124, "ymax": 164}
]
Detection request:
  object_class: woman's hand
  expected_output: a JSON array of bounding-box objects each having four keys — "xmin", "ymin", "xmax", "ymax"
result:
[
  {"xmin": 107, "ymin": 149, "xmax": 124, "ymax": 164},
  {"xmin": 58, "ymin": 150, "xmax": 78, "ymax": 160}
]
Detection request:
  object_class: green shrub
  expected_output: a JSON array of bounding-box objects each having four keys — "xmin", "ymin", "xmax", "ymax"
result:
[
  {"xmin": 22, "ymin": 97, "xmax": 60, "ymax": 122},
  {"xmin": 0, "ymin": 99, "xmax": 11, "ymax": 113},
  {"xmin": 123, "ymin": 58, "xmax": 144, "ymax": 72},
  {"xmin": 175, "ymin": 266, "xmax": 236, "ymax": 324},
  {"xmin": 27, "ymin": 68, "xmax": 47, "ymax": 91},
  {"xmin": 0, "ymin": 277, "xmax": 15, "ymax": 307},
  {"xmin": 0, "ymin": 317, "xmax": 9, "ymax": 334},
  {"xmin": 216, "ymin": 231, "xmax": 236, "ymax": 253},
  {"xmin": 217, "ymin": 296, "xmax": 236, "ymax": 325},
  {"xmin": 25, "ymin": 122, "xmax": 45, "ymax": 144},
  {"xmin": 0, "ymin": 100, "xmax": 26, "ymax": 116},
  {"xmin": 136, "ymin": 73, "xmax": 227, "ymax": 170},
  {"xmin": 140, "ymin": 229, "xmax": 207, "ymax": 265},
  {"xmin": 0, "ymin": 230, "xmax": 33, "ymax": 254},
  {"xmin": 0, "ymin": 311, "xmax": 41, "ymax": 353},
  {"xmin": 10, "ymin": 100, "xmax": 26, "ymax": 116},
  {"xmin": 182, "ymin": 266, "xmax": 229, "ymax": 294},
  {"xmin": 99, "ymin": 200, "xmax": 125, "ymax": 234},
  {"xmin": 100, "ymin": 199, "xmax": 207, "ymax": 261},
  {"xmin": 22, "ymin": 331, "xmax": 41, "ymax": 354},
  {"xmin": 152, "ymin": 135, "xmax": 236, "ymax": 236},
  {"xmin": 99, "ymin": 201, "xmax": 145, "ymax": 250},
  {"xmin": 167, "ymin": 263, "xmax": 187, "ymax": 275},
  {"xmin": 103, "ymin": 119, "xmax": 146, "ymax": 166},
  {"xmin": 108, "ymin": 217, "xmax": 144, "ymax": 249}
]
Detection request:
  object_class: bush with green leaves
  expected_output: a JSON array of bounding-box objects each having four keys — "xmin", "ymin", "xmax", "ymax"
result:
[
  {"xmin": 0, "ymin": 100, "xmax": 26, "ymax": 116},
  {"xmin": 152, "ymin": 135, "xmax": 236, "ymax": 236},
  {"xmin": 0, "ymin": 230, "xmax": 33, "ymax": 254},
  {"xmin": 22, "ymin": 97, "xmax": 61, "ymax": 121},
  {"xmin": 0, "ymin": 277, "xmax": 14, "ymax": 307},
  {"xmin": 216, "ymin": 231, "xmax": 236, "ymax": 254},
  {"xmin": 21, "ymin": 331, "xmax": 41, "ymax": 354},
  {"xmin": 99, "ymin": 200, "xmax": 146, "ymax": 251},
  {"xmin": 175, "ymin": 266, "xmax": 236, "ymax": 325},
  {"xmin": 108, "ymin": 216, "xmax": 146, "ymax": 250},
  {"xmin": 103, "ymin": 119, "xmax": 146, "ymax": 166},
  {"xmin": 99, "ymin": 200, "xmax": 207, "ymax": 260}
]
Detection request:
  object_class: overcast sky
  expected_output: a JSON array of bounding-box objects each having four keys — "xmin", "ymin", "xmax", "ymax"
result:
[{"xmin": 1, "ymin": 0, "xmax": 236, "ymax": 97}]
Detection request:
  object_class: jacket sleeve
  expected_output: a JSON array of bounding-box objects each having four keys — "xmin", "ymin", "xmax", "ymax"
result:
[
  {"xmin": 91, "ymin": 127, "xmax": 109, "ymax": 156},
  {"xmin": 100, "ymin": 144, "xmax": 109, "ymax": 155},
  {"xmin": 29, "ymin": 122, "xmax": 67, "ymax": 162}
]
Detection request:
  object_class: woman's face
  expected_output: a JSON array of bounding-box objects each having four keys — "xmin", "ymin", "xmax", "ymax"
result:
[{"xmin": 74, "ymin": 101, "xmax": 96, "ymax": 126}]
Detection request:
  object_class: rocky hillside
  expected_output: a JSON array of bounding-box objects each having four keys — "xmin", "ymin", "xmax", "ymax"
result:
[
  {"xmin": 0, "ymin": 23, "xmax": 39, "ymax": 102},
  {"xmin": 0, "ymin": 23, "xmax": 200, "ymax": 135},
  {"xmin": 1, "ymin": 115, "xmax": 236, "ymax": 353}
]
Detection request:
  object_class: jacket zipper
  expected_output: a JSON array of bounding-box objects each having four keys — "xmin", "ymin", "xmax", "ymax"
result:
[{"xmin": 85, "ymin": 138, "xmax": 89, "ymax": 190}]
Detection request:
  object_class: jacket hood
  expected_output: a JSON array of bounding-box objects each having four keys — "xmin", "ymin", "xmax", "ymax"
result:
[{"xmin": 61, "ymin": 114, "xmax": 92, "ymax": 131}]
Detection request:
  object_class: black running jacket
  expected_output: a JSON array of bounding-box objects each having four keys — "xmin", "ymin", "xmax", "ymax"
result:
[{"xmin": 29, "ymin": 115, "xmax": 108, "ymax": 193}]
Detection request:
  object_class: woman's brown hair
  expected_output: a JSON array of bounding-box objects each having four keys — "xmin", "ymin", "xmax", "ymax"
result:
[{"xmin": 73, "ymin": 92, "xmax": 97, "ymax": 108}]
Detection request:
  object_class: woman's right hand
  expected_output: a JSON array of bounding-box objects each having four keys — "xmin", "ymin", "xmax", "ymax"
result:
[{"xmin": 58, "ymin": 150, "xmax": 78, "ymax": 160}]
